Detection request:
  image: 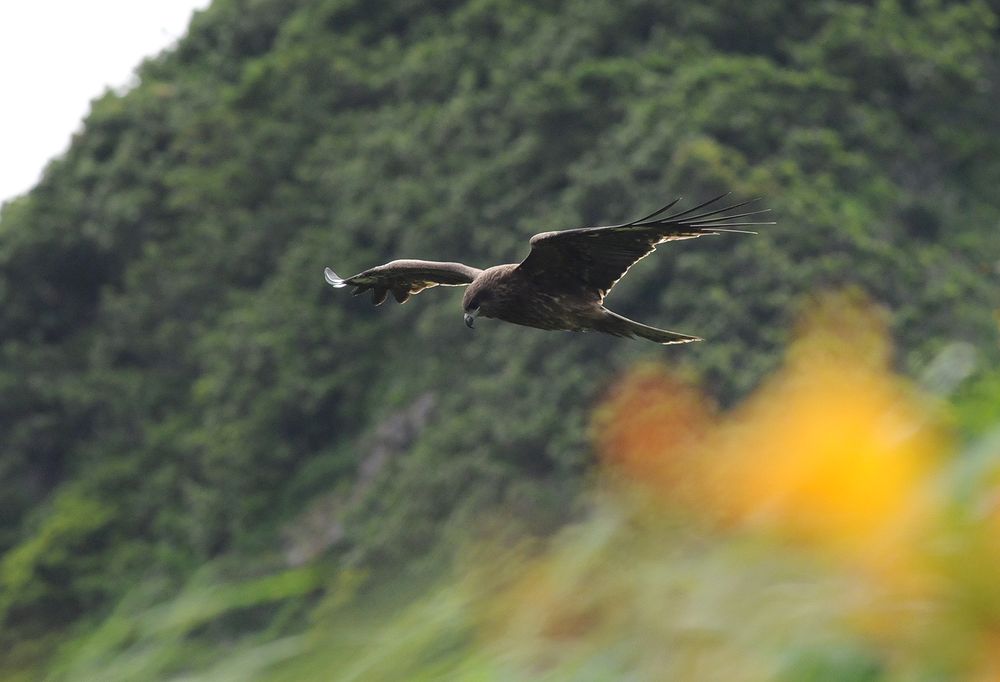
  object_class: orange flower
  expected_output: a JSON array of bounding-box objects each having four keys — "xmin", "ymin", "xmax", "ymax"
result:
[{"xmin": 592, "ymin": 364, "xmax": 714, "ymax": 499}]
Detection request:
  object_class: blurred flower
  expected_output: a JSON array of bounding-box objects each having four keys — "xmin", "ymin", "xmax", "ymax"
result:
[
  {"xmin": 596, "ymin": 294, "xmax": 948, "ymax": 587},
  {"xmin": 592, "ymin": 364, "xmax": 714, "ymax": 502},
  {"xmin": 715, "ymin": 300, "xmax": 946, "ymax": 581}
]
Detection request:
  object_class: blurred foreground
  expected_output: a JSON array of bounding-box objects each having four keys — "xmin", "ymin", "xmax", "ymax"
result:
[{"xmin": 43, "ymin": 295, "xmax": 1000, "ymax": 681}]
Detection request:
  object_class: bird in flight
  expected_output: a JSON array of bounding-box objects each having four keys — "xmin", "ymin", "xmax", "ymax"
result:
[{"xmin": 325, "ymin": 193, "xmax": 771, "ymax": 344}]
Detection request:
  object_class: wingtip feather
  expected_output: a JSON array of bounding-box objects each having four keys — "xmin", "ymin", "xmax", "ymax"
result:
[
  {"xmin": 659, "ymin": 335, "xmax": 703, "ymax": 345},
  {"xmin": 324, "ymin": 267, "xmax": 347, "ymax": 288}
]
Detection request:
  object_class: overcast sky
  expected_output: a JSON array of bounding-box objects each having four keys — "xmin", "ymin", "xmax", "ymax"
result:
[{"xmin": 0, "ymin": 0, "xmax": 212, "ymax": 204}]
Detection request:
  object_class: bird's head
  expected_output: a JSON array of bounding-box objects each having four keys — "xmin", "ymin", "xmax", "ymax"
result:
[{"xmin": 462, "ymin": 282, "xmax": 493, "ymax": 329}]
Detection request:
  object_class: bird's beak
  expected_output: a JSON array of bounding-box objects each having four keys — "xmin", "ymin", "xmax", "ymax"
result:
[{"xmin": 464, "ymin": 309, "xmax": 478, "ymax": 329}]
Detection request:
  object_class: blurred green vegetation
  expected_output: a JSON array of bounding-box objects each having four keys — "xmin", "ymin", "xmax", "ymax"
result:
[{"xmin": 1, "ymin": 0, "xmax": 999, "ymax": 678}]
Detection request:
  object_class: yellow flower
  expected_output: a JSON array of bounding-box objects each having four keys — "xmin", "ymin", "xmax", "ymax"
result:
[{"xmin": 712, "ymin": 298, "xmax": 946, "ymax": 585}]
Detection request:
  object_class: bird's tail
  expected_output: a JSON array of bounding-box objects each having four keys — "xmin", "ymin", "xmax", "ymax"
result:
[{"xmin": 596, "ymin": 309, "xmax": 702, "ymax": 345}]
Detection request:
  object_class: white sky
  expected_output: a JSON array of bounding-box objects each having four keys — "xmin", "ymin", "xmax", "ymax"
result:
[{"xmin": 0, "ymin": 0, "xmax": 212, "ymax": 204}]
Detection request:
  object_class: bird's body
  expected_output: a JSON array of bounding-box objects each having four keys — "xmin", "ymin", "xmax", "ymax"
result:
[
  {"xmin": 464, "ymin": 264, "xmax": 596, "ymax": 332},
  {"xmin": 325, "ymin": 194, "xmax": 771, "ymax": 344}
]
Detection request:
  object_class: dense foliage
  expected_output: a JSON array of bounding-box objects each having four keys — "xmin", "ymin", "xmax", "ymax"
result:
[{"xmin": 1, "ymin": 0, "xmax": 998, "ymax": 677}]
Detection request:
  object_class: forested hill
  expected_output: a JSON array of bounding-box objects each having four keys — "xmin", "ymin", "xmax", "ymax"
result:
[{"xmin": 2, "ymin": 0, "xmax": 999, "ymax": 676}]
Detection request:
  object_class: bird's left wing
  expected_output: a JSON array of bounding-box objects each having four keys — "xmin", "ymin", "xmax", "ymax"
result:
[
  {"xmin": 517, "ymin": 193, "xmax": 772, "ymax": 301},
  {"xmin": 324, "ymin": 259, "xmax": 482, "ymax": 305}
]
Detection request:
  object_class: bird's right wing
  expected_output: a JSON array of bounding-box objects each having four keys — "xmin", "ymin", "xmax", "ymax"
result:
[
  {"xmin": 517, "ymin": 193, "xmax": 771, "ymax": 301},
  {"xmin": 324, "ymin": 259, "xmax": 483, "ymax": 305}
]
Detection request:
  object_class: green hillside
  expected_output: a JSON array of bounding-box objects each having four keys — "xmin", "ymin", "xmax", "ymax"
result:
[{"xmin": 2, "ymin": 0, "xmax": 999, "ymax": 678}]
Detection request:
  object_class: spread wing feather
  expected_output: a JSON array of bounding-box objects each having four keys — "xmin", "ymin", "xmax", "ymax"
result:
[
  {"xmin": 324, "ymin": 259, "xmax": 482, "ymax": 306},
  {"xmin": 517, "ymin": 193, "xmax": 773, "ymax": 301}
]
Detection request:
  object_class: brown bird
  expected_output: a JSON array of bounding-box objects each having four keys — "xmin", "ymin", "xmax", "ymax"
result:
[{"xmin": 324, "ymin": 193, "xmax": 771, "ymax": 344}]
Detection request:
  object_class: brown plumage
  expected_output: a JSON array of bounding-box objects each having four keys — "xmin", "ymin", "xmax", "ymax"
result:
[{"xmin": 325, "ymin": 193, "xmax": 772, "ymax": 344}]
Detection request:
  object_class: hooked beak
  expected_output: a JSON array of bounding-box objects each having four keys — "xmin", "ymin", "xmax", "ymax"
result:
[{"xmin": 464, "ymin": 309, "xmax": 479, "ymax": 329}]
